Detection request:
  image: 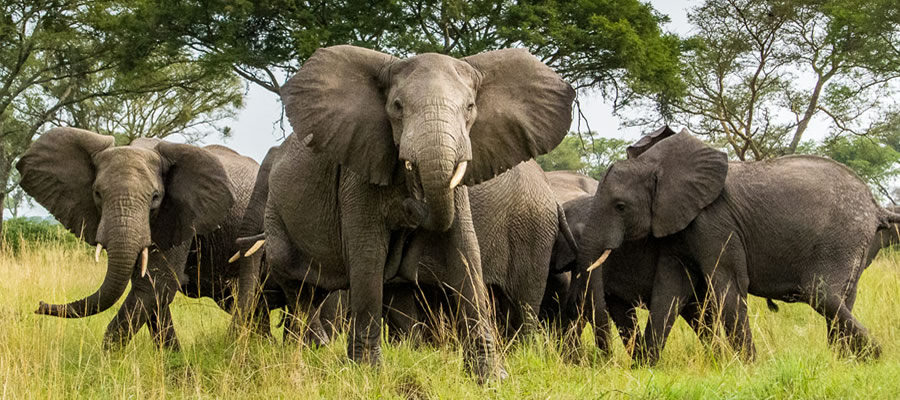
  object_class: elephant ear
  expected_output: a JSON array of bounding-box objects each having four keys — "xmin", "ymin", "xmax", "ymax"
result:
[
  {"xmin": 644, "ymin": 131, "xmax": 728, "ymax": 237},
  {"xmin": 15, "ymin": 127, "xmax": 114, "ymax": 244},
  {"xmin": 152, "ymin": 141, "xmax": 234, "ymax": 249},
  {"xmin": 282, "ymin": 45, "xmax": 399, "ymax": 185},
  {"xmin": 626, "ymin": 126, "xmax": 678, "ymax": 159},
  {"xmin": 463, "ymin": 49, "xmax": 575, "ymax": 185}
]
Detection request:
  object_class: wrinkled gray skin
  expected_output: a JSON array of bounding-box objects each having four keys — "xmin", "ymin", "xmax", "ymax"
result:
[
  {"xmin": 582, "ymin": 128, "xmax": 900, "ymax": 365},
  {"xmin": 543, "ymin": 171, "xmax": 711, "ymax": 355},
  {"xmin": 539, "ymin": 170, "xmax": 597, "ymax": 323},
  {"xmin": 240, "ymin": 45, "xmax": 574, "ymax": 381},
  {"xmin": 317, "ymin": 161, "xmax": 574, "ymax": 342},
  {"xmin": 17, "ymin": 127, "xmax": 258, "ymax": 349}
]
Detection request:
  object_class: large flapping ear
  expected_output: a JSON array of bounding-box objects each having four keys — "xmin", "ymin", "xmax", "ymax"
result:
[
  {"xmin": 152, "ymin": 141, "xmax": 234, "ymax": 249},
  {"xmin": 281, "ymin": 45, "xmax": 399, "ymax": 185},
  {"xmin": 15, "ymin": 127, "xmax": 114, "ymax": 244},
  {"xmin": 643, "ymin": 131, "xmax": 728, "ymax": 237},
  {"xmin": 626, "ymin": 126, "xmax": 679, "ymax": 159},
  {"xmin": 463, "ymin": 48, "xmax": 576, "ymax": 185}
]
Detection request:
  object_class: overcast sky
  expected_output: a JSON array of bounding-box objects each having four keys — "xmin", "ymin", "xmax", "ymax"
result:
[{"xmin": 18, "ymin": 0, "xmax": 695, "ymax": 218}]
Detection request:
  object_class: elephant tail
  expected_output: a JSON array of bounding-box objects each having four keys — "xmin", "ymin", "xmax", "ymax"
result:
[
  {"xmin": 877, "ymin": 207, "xmax": 900, "ymax": 230},
  {"xmin": 766, "ymin": 298, "xmax": 779, "ymax": 312},
  {"xmin": 557, "ymin": 202, "xmax": 578, "ymax": 255}
]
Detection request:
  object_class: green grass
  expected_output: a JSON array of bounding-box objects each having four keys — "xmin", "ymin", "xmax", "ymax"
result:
[{"xmin": 3, "ymin": 241, "xmax": 900, "ymax": 398}]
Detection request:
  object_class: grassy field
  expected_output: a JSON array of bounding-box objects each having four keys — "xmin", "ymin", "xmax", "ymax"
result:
[{"xmin": 2, "ymin": 241, "xmax": 900, "ymax": 399}]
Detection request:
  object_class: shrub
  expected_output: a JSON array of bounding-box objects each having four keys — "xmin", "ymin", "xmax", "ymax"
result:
[{"xmin": 2, "ymin": 217, "xmax": 87, "ymax": 254}]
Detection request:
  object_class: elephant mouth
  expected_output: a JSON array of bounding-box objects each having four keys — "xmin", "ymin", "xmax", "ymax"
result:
[{"xmin": 403, "ymin": 161, "xmax": 426, "ymax": 203}]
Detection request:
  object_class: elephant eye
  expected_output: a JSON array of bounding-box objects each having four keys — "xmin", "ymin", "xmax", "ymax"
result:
[
  {"xmin": 466, "ymin": 102, "xmax": 475, "ymax": 112},
  {"xmin": 615, "ymin": 202, "xmax": 627, "ymax": 213},
  {"xmin": 93, "ymin": 190, "xmax": 101, "ymax": 202},
  {"xmin": 151, "ymin": 191, "xmax": 161, "ymax": 204},
  {"xmin": 393, "ymin": 99, "xmax": 403, "ymax": 116}
]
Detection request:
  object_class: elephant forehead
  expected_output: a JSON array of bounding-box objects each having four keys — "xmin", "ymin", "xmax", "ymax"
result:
[
  {"xmin": 394, "ymin": 54, "xmax": 477, "ymax": 86},
  {"xmin": 93, "ymin": 147, "xmax": 161, "ymax": 180}
]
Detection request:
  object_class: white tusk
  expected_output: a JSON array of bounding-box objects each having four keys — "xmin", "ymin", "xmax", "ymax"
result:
[
  {"xmin": 405, "ymin": 160, "xmax": 413, "ymax": 171},
  {"xmin": 228, "ymin": 251, "xmax": 242, "ymax": 263},
  {"xmin": 586, "ymin": 249, "xmax": 612, "ymax": 272},
  {"xmin": 140, "ymin": 248, "xmax": 149, "ymax": 277},
  {"xmin": 449, "ymin": 161, "xmax": 468, "ymax": 189},
  {"xmin": 244, "ymin": 239, "xmax": 265, "ymax": 257},
  {"xmin": 95, "ymin": 244, "xmax": 103, "ymax": 263}
]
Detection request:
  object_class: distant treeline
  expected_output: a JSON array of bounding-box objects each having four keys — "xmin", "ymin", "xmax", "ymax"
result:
[{"xmin": 1, "ymin": 217, "xmax": 86, "ymax": 253}]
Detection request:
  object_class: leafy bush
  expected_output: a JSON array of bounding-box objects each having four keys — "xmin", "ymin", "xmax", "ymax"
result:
[{"xmin": 2, "ymin": 217, "xmax": 87, "ymax": 253}]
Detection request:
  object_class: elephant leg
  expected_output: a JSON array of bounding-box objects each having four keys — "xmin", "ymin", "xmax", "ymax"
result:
[
  {"xmin": 229, "ymin": 252, "xmax": 266, "ymax": 336},
  {"xmin": 280, "ymin": 280, "xmax": 329, "ymax": 347},
  {"xmin": 383, "ymin": 285, "xmax": 423, "ymax": 343},
  {"xmin": 812, "ymin": 279, "xmax": 880, "ymax": 359},
  {"xmin": 104, "ymin": 244, "xmax": 187, "ymax": 350},
  {"xmin": 340, "ymin": 182, "xmax": 390, "ymax": 366},
  {"xmin": 681, "ymin": 299, "xmax": 714, "ymax": 345},
  {"xmin": 318, "ymin": 290, "xmax": 347, "ymax": 340},
  {"xmin": 445, "ymin": 189, "xmax": 505, "ymax": 381},
  {"xmin": 148, "ymin": 306, "xmax": 178, "ymax": 350},
  {"xmin": 606, "ymin": 295, "xmax": 639, "ymax": 355},
  {"xmin": 636, "ymin": 256, "xmax": 693, "ymax": 366}
]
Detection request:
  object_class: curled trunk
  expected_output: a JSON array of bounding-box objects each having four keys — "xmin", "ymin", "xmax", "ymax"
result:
[{"xmin": 37, "ymin": 214, "xmax": 145, "ymax": 318}]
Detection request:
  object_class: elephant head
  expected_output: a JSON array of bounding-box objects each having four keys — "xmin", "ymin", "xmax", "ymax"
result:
[
  {"xmin": 281, "ymin": 45, "xmax": 575, "ymax": 231},
  {"xmin": 16, "ymin": 127, "xmax": 234, "ymax": 317},
  {"xmin": 585, "ymin": 129, "xmax": 728, "ymax": 266}
]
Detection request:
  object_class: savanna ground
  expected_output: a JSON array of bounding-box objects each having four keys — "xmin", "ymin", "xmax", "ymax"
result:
[{"xmin": 2, "ymin": 239, "xmax": 900, "ymax": 399}]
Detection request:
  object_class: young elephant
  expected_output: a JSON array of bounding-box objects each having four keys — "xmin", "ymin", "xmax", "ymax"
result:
[
  {"xmin": 17, "ymin": 127, "xmax": 258, "ymax": 349},
  {"xmin": 542, "ymin": 170, "xmax": 709, "ymax": 354},
  {"xmin": 243, "ymin": 45, "xmax": 574, "ymax": 381},
  {"xmin": 581, "ymin": 127, "xmax": 900, "ymax": 365}
]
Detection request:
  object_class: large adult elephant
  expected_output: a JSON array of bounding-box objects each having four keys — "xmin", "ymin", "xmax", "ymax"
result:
[
  {"xmin": 246, "ymin": 45, "xmax": 574, "ymax": 381},
  {"xmin": 580, "ymin": 127, "xmax": 900, "ymax": 365},
  {"xmin": 17, "ymin": 127, "xmax": 258, "ymax": 349},
  {"xmin": 316, "ymin": 161, "xmax": 577, "ymax": 342}
]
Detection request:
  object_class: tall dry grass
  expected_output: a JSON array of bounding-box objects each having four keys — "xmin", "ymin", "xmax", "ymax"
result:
[{"xmin": 2, "ymin": 240, "xmax": 900, "ymax": 398}]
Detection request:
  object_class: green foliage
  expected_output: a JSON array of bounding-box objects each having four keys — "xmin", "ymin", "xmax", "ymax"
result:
[
  {"xmin": 819, "ymin": 135, "xmax": 900, "ymax": 201},
  {"xmin": 1, "ymin": 217, "xmax": 86, "ymax": 253},
  {"xmin": 663, "ymin": 0, "xmax": 900, "ymax": 161},
  {"xmin": 537, "ymin": 132, "xmax": 628, "ymax": 180},
  {"xmin": 143, "ymin": 0, "xmax": 684, "ymax": 109}
]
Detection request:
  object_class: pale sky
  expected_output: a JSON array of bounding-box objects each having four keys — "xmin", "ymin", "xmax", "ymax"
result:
[{"xmin": 19, "ymin": 0, "xmax": 695, "ymax": 218}]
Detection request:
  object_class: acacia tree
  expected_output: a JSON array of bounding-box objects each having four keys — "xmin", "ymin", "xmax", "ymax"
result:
[
  {"xmin": 146, "ymin": 0, "xmax": 683, "ymax": 111},
  {"xmin": 0, "ymin": 0, "xmax": 242, "ymax": 241},
  {"xmin": 668, "ymin": 0, "xmax": 900, "ymax": 161}
]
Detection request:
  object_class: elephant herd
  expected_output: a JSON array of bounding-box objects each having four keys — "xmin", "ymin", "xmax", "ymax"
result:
[{"xmin": 16, "ymin": 45, "xmax": 900, "ymax": 382}]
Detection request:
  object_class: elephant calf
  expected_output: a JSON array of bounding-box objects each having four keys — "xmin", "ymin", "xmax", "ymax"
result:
[{"xmin": 17, "ymin": 127, "xmax": 258, "ymax": 349}]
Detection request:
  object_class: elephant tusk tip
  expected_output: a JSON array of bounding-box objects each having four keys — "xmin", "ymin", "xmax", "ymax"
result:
[
  {"xmin": 140, "ymin": 248, "xmax": 149, "ymax": 277},
  {"xmin": 228, "ymin": 251, "xmax": 242, "ymax": 263},
  {"xmin": 449, "ymin": 161, "xmax": 468, "ymax": 189},
  {"xmin": 586, "ymin": 249, "xmax": 612, "ymax": 272},
  {"xmin": 244, "ymin": 239, "xmax": 265, "ymax": 257},
  {"xmin": 94, "ymin": 243, "xmax": 103, "ymax": 263}
]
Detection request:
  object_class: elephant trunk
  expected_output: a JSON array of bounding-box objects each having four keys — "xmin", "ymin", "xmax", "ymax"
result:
[
  {"xmin": 36, "ymin": 208, "xmax": 148, "ymax": 318},
  {"xmin": 417, "ymin": 130, "xmax": 460, "ymax": 232}
]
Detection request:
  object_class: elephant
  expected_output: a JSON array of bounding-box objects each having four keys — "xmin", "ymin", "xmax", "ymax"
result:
[
  {"xmin": 868, "ymin": 205, "xmax": 900, "ymax": 261},
  {"xmin": 542, "ymin": 170, "xmax": 709, "ymax": 353},
  {"xmin": 235, "ymin": 45, "xmax": 574, "ymax": 381},
  {"xmin": 579, "ymin": 126, "xmax": 900, "ymax": 365},
  {"xmin": 313, "ymin": 161, "xmax": 577, "ymax": 343},
  {"xmin": 16, "ymin": 127, "xmax": 258, "ymax": 349},
  {"xmin": 539, "ymin": 170, "xmax": 597, "ymax": 324}
]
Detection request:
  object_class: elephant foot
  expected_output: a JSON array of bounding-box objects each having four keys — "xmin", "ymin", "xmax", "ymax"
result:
[
  {"xmin": 838, "ymin": 334, "xmax": 882, "ymax": 361},
  {"xmin": 347, "ymin": 341, "xmax": 382, "ymax": 366},
  {"xmin": 303, "ymin": 325, "xmax": 330, "ymax": 347}
]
